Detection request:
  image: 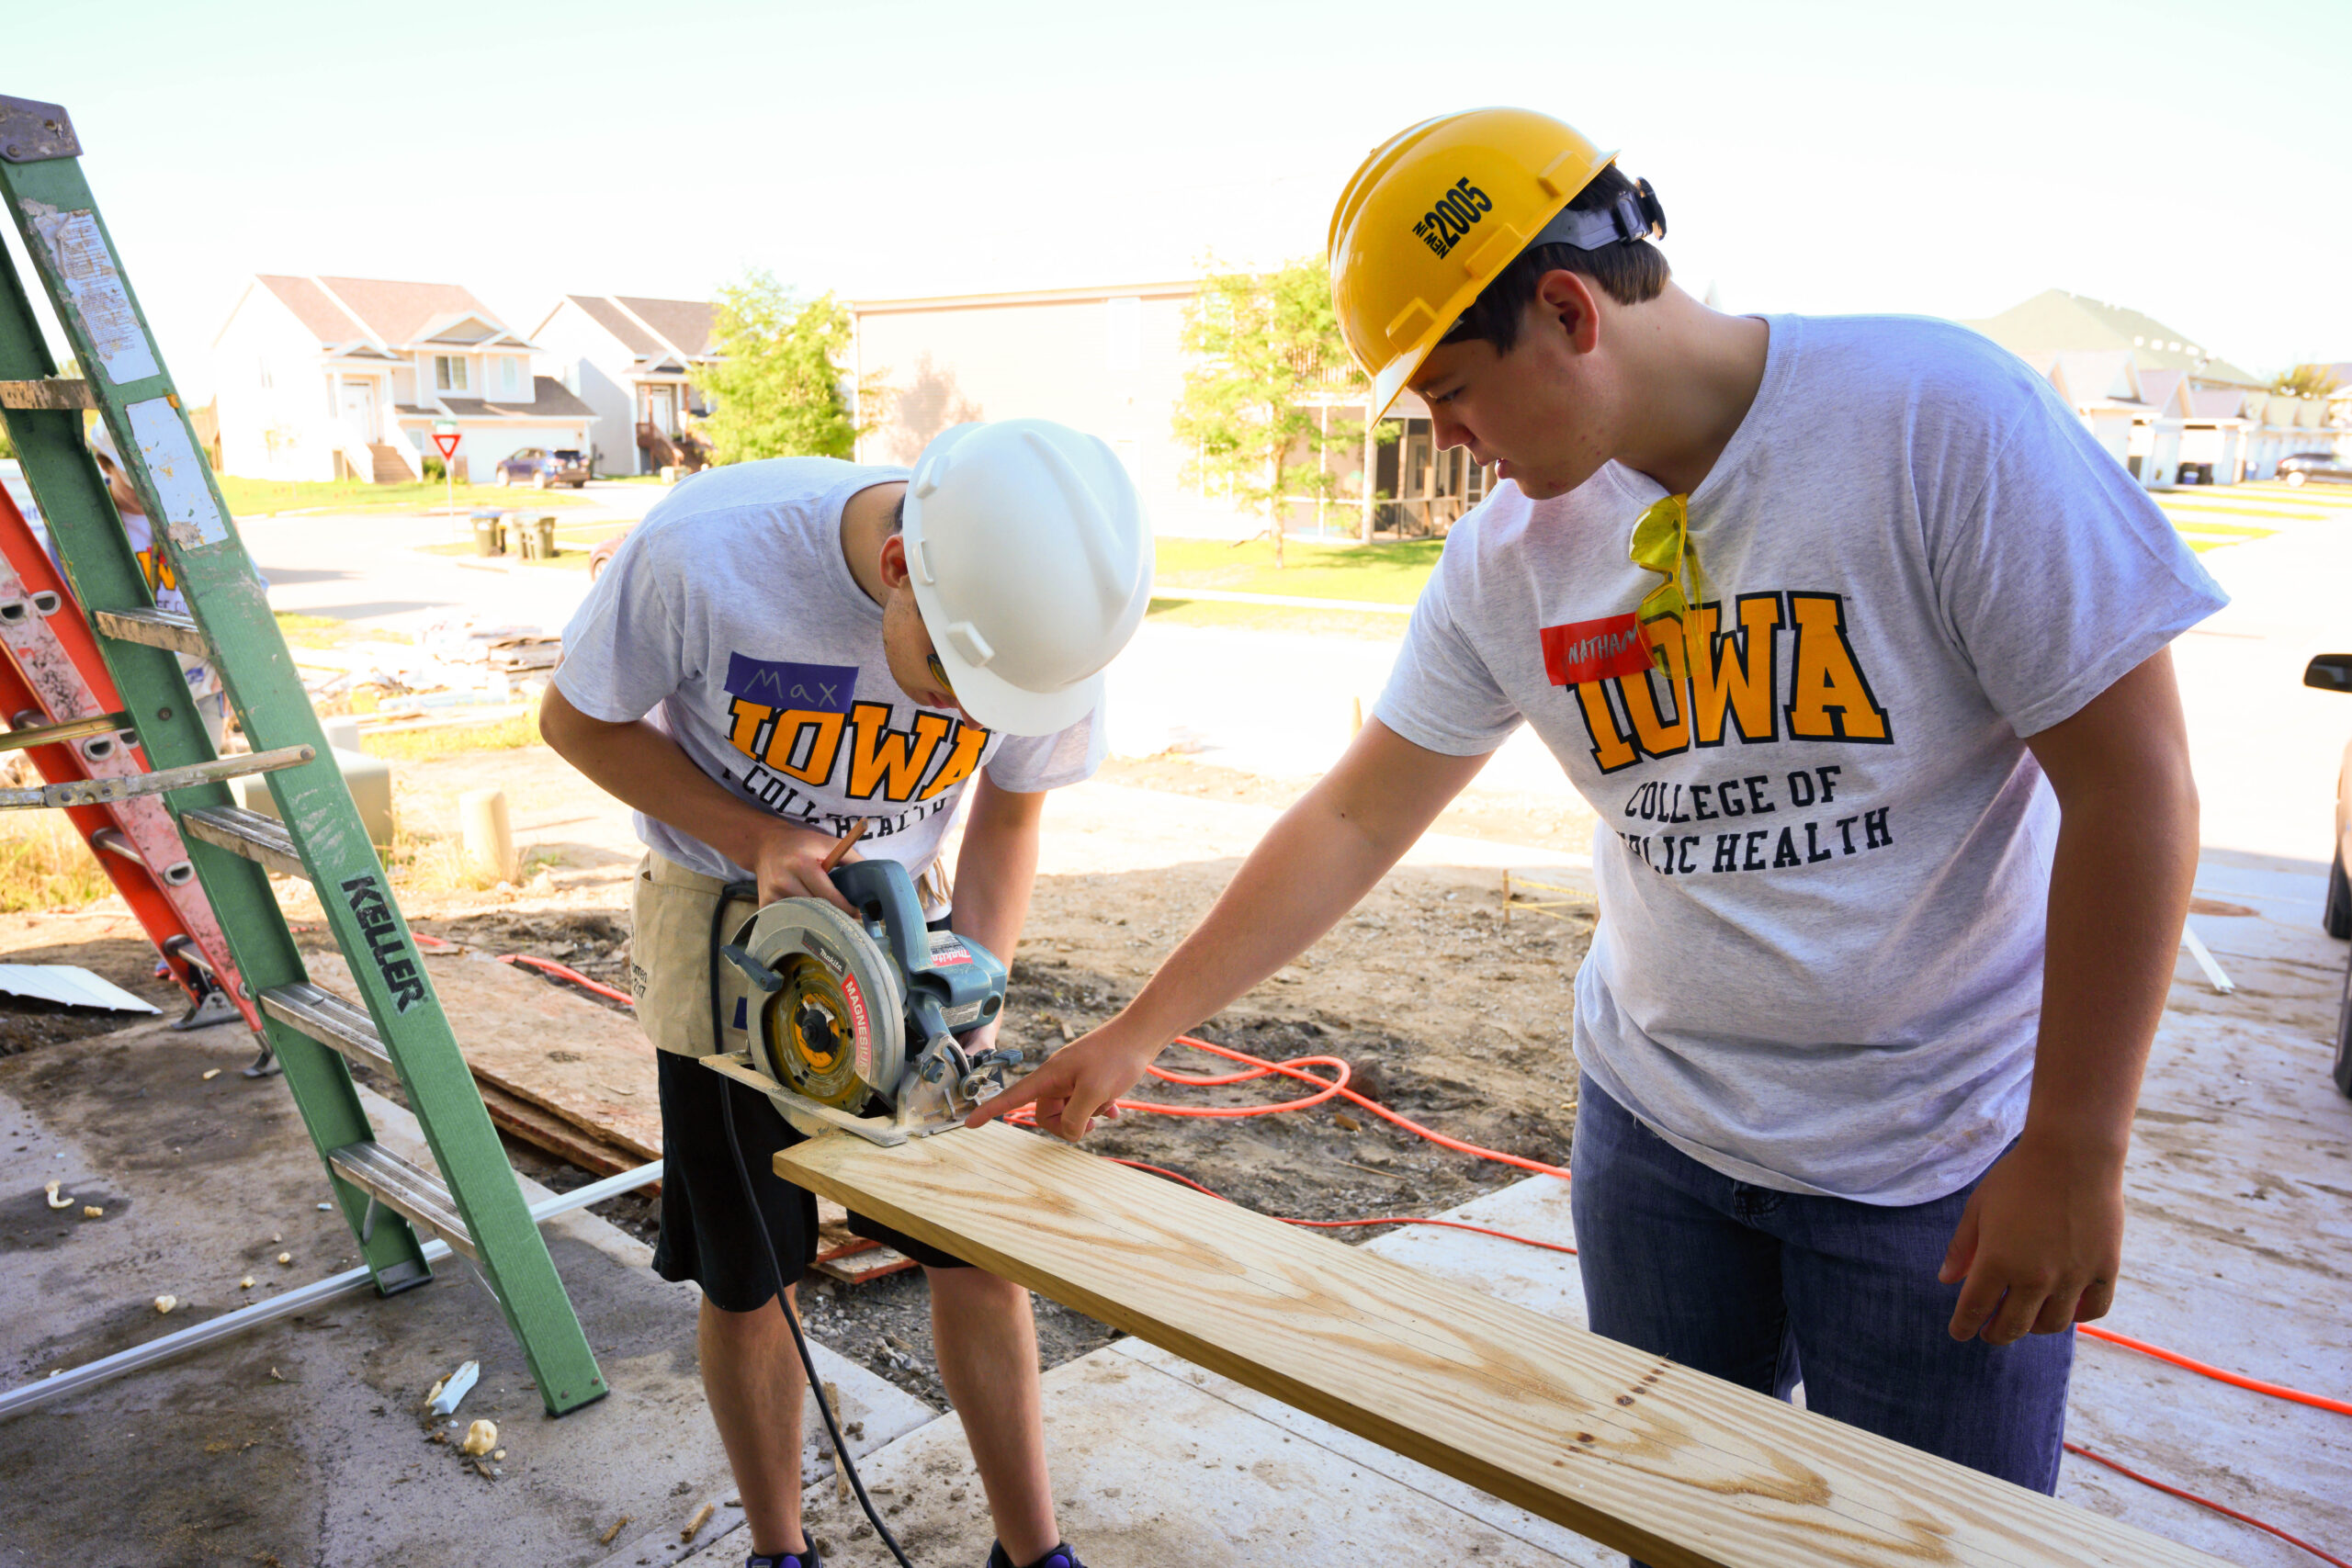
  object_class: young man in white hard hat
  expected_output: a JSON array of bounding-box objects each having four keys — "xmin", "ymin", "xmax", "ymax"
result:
[
  {"xmin": 978, "ymin": 108, "xmax": 2222, "ymax": 1506},
  {"xmin": 544, "ymin": 419, "xmax": 1151, "ymax": 1568}
]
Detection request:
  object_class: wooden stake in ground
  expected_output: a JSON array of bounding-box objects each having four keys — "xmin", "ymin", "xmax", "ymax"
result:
[
  {"xmin": 459, "ymin": 786, "xmax": 517, "ymax": 883},
  {"xmin": 777, "ymin": 1123, "xmax": 2232, "ymax": 1568},
  {"xmin": 824, "ymin": 1380, "xmax": 852, "ymax": 1500}
]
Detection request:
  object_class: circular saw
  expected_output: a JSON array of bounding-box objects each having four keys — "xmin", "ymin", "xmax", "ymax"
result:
[{"xmin": 707, "ymin": 857, "xmax": 1019, "ymax": 1145}]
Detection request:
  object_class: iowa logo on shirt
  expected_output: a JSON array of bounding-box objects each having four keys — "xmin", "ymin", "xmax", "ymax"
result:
[
  {"xmin": 1552, "ymin": 592, "xmax": 1893, "ymax": 773},
  {"xmin": 720, "ymin": 653, "xmax": 987, "ymax": 807}
]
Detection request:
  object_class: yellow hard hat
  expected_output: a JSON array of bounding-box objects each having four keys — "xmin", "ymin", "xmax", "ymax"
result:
[{"xmin": 1329, "ymin": 108, "xmax": 1645, "ymax": 420}]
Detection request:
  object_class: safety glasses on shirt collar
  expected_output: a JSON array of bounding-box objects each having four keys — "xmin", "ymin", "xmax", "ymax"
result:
[{"xmin": 1629, "ymin": 494, "xmax": 1702, "ymax": 671}]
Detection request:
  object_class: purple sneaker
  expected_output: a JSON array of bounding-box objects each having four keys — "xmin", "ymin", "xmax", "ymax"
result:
[
  {"xmin": 987, "ymin": 1546, "xmax": 1082, "ymax": 1568},
  {"xmin": 748, "ymin": 1550, "xmax": 819, "ymax": 1568}
]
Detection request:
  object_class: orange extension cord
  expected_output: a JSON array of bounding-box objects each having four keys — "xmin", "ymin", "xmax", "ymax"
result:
[{"xmin": 488, "ymin": 958, "xmax": 2345, "ymax": 1563}]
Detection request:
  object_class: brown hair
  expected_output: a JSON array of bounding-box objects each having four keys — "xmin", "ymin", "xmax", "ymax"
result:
[{"xmin": 1446, "ymin": 165, "xmax": 1670, "ymax": 353}]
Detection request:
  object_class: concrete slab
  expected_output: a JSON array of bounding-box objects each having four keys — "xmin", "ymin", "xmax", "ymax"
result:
[
  {"xmin": 718, "ymin": 848, "xmax": 2349, "ymax": 1568},
  {"xmin": 689, "ymin": 1343, "xmax": 1609, "ymax": 1568},
  {"xmin": 0, "ymin": 1021, "xmax": 930, "ymax": 1568}
]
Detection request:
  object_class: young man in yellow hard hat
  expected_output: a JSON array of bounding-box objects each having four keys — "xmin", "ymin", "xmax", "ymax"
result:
[
  {"xmin": 976, "ymin": 109, "xmax": 2223, "ymax": 1500},
  {"xmin": 545, "ymin": 420, "xmax": 1150, "ymax": 1568}
]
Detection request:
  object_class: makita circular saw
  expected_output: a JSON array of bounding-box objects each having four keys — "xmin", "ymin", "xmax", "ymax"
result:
[{"xmin": 705, "ymin": 857, "xmax": 1020, "ymax": 1146}]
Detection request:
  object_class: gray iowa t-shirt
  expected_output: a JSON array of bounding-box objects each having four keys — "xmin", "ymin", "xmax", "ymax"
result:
[
  {"xmin": 555, "ymin": 457, "xmax": 1103, "ymax": 892},
  {"xmin": 1376, "ymin": 314, "xmax": 2225, "ymax": 1204}
]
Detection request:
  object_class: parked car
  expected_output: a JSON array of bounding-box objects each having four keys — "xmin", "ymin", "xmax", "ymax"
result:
[
  {"xmin": 588, "ymin": 525, "xmax": 635, "ymax": 581},
  {"xmin": 2278, "ymin": 452, "xmax": 2352, "ymax": 488},
  {"xmin": 2308, "ymin": 651, "xmax": 2352, "ymax": 1097},
  {"xmin": 497, "ymin": 447, "xmax": 590, "ymax": 490}
]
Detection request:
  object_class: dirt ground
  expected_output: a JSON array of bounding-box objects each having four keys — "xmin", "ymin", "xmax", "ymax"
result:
[{"xmin": 0, "ymin": 739, "xmax": 1598, "ymax": 1407}]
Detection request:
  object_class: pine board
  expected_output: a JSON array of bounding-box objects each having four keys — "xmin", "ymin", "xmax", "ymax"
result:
[
  {"xmin": 305, "ymin": 948, "xmax": 662, "ymax": 1160},
  {"xmin": 478, "ymin": 1079, "xmax": 648, "ymax": 1179},
  {"xmin": 775, "ymin": 1123, "xmax": 2232, "ymax": 1568}
]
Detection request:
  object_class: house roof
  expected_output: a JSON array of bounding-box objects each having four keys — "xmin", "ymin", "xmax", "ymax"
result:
[
  {"xmin": 615, "ymin": 297, "xmax": 716, "ymax": 358},
  {"xmin": 395, "ymin": 377, "xmax": 595, "ymax": 423},
  {"xmin": 2188, "ymin": 386, "xmax": 2248, "ymax": 419},
  {"xmin": 560, "ymin": 295, "xmax": 663, "ymax": 356},
  {"xmin": 253, "ymin": 276, "xmax": 368, "ymax": 344},
  {"xmin": 254, "ymin": 275, "xmax": 532, "ymax": 352},
  {"xmin": 543, "ymin": 294, "xmax": 718, "ymax": 362},
  {"xmin": 1964, "ymin": 288, "xmax": 2260, "ymax": 388}
]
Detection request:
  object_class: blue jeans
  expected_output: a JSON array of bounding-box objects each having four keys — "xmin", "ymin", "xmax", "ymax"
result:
[{"xmin": 1570, "ymin": 1078, "xmax": 2073, "ymax": 1513}]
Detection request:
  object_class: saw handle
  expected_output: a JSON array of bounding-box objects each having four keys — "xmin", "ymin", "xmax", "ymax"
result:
[{"xmin": 827, "ymin": 858, "xmax": 935, "ymax": 981}]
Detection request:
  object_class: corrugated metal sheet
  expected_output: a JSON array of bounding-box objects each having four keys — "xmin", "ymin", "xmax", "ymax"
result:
[{"xmin": 0, "ymin": 964, "xmax": 160, "ymax": 1013}]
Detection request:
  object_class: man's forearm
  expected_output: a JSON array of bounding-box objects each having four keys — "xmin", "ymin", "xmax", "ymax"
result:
[
  {"xmin": 539, "ymin": 686, "xmax": 777, "ymax": 870},
  {"xmin": 2021, "ymin": 773, "xmax": 2199, "ymax": 1156},
  {"xmin": 2018, "ymin": 651, "xmax": 2201, "ymax": 1159},
  {"xmin": 950, "ymin": 777, "xmax": 1046, "ymax": 966}
]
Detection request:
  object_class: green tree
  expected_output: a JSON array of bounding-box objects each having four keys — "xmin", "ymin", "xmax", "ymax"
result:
[
  {"xmin": 1171, "ymin": 258, "xmax": 1365, "ymax": 566},
  {"xmin": 698, "ymin": 270, "xmax": 863, "ymax": 463},
  {"xmin": 2270, "ymin": 363, "xmax": 2342, "ymax": 399}
]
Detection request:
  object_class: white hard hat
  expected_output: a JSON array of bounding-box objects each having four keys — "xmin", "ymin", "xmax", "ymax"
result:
[{"xmin": 901, "ymin": 420, "xmax": 1152, "ymax": 737}]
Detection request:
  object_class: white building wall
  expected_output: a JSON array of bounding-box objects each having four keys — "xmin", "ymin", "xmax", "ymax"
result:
[
  {"xmin": 854, "ymin": 288, "xmax": 1256, "ymax": 539},
  {"xmin": 211, "ymin": 288, "xmax": 344, "ymax": 481},
  {"xmin": 531, "ymin": 301, "xmax": 648, "ymax": 475}
]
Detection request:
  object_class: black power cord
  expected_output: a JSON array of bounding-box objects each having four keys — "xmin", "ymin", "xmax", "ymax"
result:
[{"xmin": 712, "ymin": 880, "xmax": 918, "ymax": 1568}]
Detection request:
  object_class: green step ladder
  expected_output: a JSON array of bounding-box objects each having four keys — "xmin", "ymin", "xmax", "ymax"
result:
[{"xmin": 0, "ymin": 93, "xmax": 605, "ymax": 1415}]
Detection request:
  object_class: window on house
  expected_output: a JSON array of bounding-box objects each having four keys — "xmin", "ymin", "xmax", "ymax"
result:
[
  {"xmin": 498, "ymin": 356, "xmax": 523, "ymax": 399},
  {"xmin": 435, "ymin": 355, "xmax": 469, "ymax": 392}
]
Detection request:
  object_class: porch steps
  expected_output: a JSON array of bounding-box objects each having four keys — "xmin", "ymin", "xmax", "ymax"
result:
[{"xmin": 368, "ymin": 443, "xmax": 411, "ymax": 485}]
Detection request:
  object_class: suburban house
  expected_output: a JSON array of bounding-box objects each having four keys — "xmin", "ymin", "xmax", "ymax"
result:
[
  {"xmin": 210, "ymin": 276, "xmax": 594, "ymax": 484},
  {"xmin": 530, "ymin": 295, "xmax": 718, "ymax": 476},
  {"xmin": 1965, "ymin": 288, "xmax": 2337, "ymax": 483},
  {"xmin": 848, "ymin": 280, "xmax": 1492, "ymax": 541}
]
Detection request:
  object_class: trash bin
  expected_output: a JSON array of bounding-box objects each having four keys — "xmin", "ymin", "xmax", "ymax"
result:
[
  {"xmin": 470, "ymin": 509, "xmax": 504, "ymax": 556},
  {"xmin": 530, "ymin": 514, "xmax": 558, "ymax": 559},
  {"xmin": 501, "ymin": 515, "xmax": 529, "ymax": 557}
]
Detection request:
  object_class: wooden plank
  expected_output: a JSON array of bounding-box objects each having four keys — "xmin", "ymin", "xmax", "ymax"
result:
[
  {"xmin": 477, "ymin": 1080, "xmax": 647, "ymax": 1181},
  {"xmin": 777, "ymin": 1124, "xmax": 2232, "ymax": 1568},
  {"xmin": 306, "ymin": 948, "xmax": 661, "ymax": 1160}
]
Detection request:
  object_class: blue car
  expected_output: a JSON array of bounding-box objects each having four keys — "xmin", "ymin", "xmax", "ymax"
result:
[{"xmin": 496, "ymin": 446, "xmax": 589, "ymax": 489}]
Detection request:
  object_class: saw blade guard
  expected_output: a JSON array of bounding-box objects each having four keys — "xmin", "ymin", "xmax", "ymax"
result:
[{"xmin": 737, "ymin": 898, "xmax": 907, "ymax": 1112}]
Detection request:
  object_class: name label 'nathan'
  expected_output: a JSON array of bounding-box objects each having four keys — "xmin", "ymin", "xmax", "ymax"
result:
[
  {"xmin": 342, "ymin": 874, "xmax": 426, "ymax": 1013},
  {"xmin": 1540, "ymin": 613, "xmax": 1654, "ymax": 686}
]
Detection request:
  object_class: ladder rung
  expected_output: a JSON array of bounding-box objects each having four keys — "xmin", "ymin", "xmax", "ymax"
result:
[
  {"xmin": 89, "ymin": 827, "xmax": 191, "ymax": 886},
  {"xmin": 261, "ymin": 981, "xmax": 391, "ymax": 1075},
  {"xmin": 0, "ymin": 378, "xmax": 96, "ymax": 411},
  {"xmin": 93, "ymin": 607, "xmax": 208, "ymax": 656},
  {"xmin": 0, "ymin": 710, "xmax": 133, "ymax": 754},
  {"xmin": 181, "ymin": 804, "xmax": 308, "ymax": 878},
  {"xmin": 326, "ymin": 1142, "xmax": 475, "ymax": 1259},
  {"xmin": 0, "ymin": 744, "xmax": 313, "ymax": 812}
]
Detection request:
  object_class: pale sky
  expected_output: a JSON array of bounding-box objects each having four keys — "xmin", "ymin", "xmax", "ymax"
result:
[{"xmin": 8, "ymin": 0, "xmax": 2347, "ymax": 398}]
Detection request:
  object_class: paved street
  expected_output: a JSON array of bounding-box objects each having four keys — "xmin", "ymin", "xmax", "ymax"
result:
[{"xmin": 248, "ymin": 479, "xmax": 2352, "ymax": 868}]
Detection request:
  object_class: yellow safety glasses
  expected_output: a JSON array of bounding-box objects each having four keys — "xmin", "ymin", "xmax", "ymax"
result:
[
  {"xmin": 1628, "ymin": 494, "xmax": 1702, "ymax": 674},
  {"xmin": 1630, "ymin": 493, "xmax": 1695, "ymax": 627}
]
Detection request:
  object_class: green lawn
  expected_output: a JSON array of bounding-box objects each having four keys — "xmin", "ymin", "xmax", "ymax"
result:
[
  {"xmin": 219, "ymin": 475, "xmax": 587, "ymax": 516},
  {"xmin": 1153, "ymin": 537, "xmax": 1442, "ymax": 604}
]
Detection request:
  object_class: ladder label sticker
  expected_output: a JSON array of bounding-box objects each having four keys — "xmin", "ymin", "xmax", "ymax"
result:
[
  {"xmin": 28, "ymin": 208, "xmax": 158, "ymax": 385},
  {"xmin": 126, "ymin": 398, "xmax": 229, "ymax": 549},
  {"xmin": 341, "ymin": 874, "xmax": 426, "ymax": 1013}
]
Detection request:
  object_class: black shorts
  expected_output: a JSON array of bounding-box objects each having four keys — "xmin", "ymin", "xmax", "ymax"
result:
[{"xmin": 650, "ymin": 1049, "xmax": 967, "ymax": 1312}]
